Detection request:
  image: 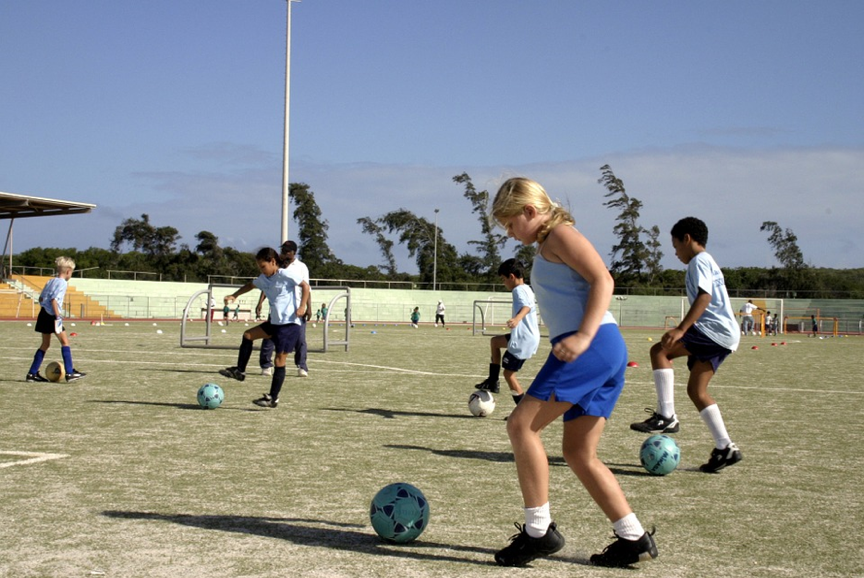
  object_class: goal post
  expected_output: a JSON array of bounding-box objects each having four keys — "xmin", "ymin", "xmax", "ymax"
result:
[{"xmin": 180, "ymin": 282, "xmax": 351, "ymax": 352}]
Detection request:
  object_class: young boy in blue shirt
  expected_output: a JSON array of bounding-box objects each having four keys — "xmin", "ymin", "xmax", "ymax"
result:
[
  {"xmin": 630, "ymin": 217, "xmax": 743, "ymax": 473},
  {"xmin": 475, "ymin": 259, "xmax": 540, "ymax": 408},
  {"xmin": 26, "ymin": 256, "xmax": 86, "ymax": 383}
]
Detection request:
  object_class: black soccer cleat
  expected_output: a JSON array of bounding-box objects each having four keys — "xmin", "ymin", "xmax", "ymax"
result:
[
  {"xmin": 494, "ymin": 522, "xmax": 565, "ymax": 567},
  {"xmin": 26, "ymin": 372, "xmax": 49, "ymax": 383},
  {"xmin": 253, "ymin": 394, "xmax": 278, "ymax": 409},
  {"xmin": 590, "ymin": 528, "xmax": 658, "ymax": 568},
  {"xmin": 219, "ymin": 366, "xmax": 246, "ymax": 382},
  {"xmin": 65, "ymin": 370, "xmax": 86, "ymax": 383},
  {"xmin": 630, "ymin": 408, "xmax": 680, "ymax": 433},
  {"xmin": 475, "ymin": 378, "xmax": 500, "ymax": 394},
  {"xmin": 699, "ymin": 443, "xmax": 742, "ymax": 473}
]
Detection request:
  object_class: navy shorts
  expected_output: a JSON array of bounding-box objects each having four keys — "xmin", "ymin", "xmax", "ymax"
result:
[
  {"xmin": 502, "ymin": 350, "xmax": 526, "ymax": 372},
  {"xmin": 35, "ymin": 308, "xmax": 57, "ymax": 334},
  {"xmin": 259, "ymin": 320, "xmax": 301, "ymax": 355},
  {"xmin": 681, "ymin": 325, "xmax": 732, "ymax": 372},
  {"xmin": 527, "ymin": 323, "xmax": 627, "ymax": 421}
]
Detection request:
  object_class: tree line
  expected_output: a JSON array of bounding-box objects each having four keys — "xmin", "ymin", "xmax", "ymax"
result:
[{"xmin": 10, "ymin": 168, "xmax": 864, "ymax": 298}]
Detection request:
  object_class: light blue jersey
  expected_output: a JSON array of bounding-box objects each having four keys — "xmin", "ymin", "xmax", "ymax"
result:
[
  {"xmin": 253, "ymin": 267, "xmax": 304, "ymax": 326},
  {"xmin": 531, "ymin": 250, "xmax": 616, "ymax": 341},
  {"xmin": 39, "ymin": 277, "xmax": 68, "ymax": 316},
  {"xmin": 686, "ymin": 251, "xmax": 740, "ymax": 352},
  {"xmin": 508, "ymin": 284, "xmax": 540, "ymax": 360}
]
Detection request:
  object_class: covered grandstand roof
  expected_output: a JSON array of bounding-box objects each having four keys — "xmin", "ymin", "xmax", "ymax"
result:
[{"xmin": 0, "ymin": 191, "xmax": 96, "ymax": 219}]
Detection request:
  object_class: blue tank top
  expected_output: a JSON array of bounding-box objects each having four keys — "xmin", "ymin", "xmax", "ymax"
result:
[{"xmin": 531, "ymin": 251, "xmax": 616, "ymax": 341}]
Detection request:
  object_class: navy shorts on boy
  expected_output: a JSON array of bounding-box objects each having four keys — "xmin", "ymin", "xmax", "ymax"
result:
[
  {"xmin": 526, "ymin": 323, "xmax": 627, "ymax": 422},
  {"xmin": 35, "ymin": 308, "xmax": 58, "ymax": 334},
  {"xmin": 259, "ymin": 320, "xmax": 301, "ymax": 355},
  {"xmin": 502, "ymin": 350, "xmax": 527, "ymax": 372},
  {"xmin": 680, "ymin": 325, "xmax": 732, "ymax": 372}
]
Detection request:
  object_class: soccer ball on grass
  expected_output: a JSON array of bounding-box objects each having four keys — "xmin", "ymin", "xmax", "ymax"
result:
[
  {"xmin": 45, "ymin": 361, "xmax": 65, "ymax": 382},
  {"xmin": 370, "ymin": 482, "xmax": 430, "ymax": 543},
  {"xmin": 640, "ymin": 434, "xmax": 680, "ymax": 475},
  {"xmin": 197, "ymin": 383, "xmax": 224, "ymax": 409},
  {"xmin": 468, "ymin": 390, "xmax": 495, "ymax": 417}
]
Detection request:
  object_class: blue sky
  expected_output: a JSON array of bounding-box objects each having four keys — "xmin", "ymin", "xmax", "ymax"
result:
[{"xmin": 2, "ymin": 0, "xmax": 862, "ymax": 273}]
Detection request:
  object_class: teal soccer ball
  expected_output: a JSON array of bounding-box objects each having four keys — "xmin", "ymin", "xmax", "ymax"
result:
[
  {"xmin": 640, "ymin": 434, "xmax": 680, "ymax": 475},
  {"xmin": 370, "ymin": 482, "xmax": 430, "ymax": 543},
  {"xmin": 197, "ymin": 383, "xmax": 224, "ymax": 409}
]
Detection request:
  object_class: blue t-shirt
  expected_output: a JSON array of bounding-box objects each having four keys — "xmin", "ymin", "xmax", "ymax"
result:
[
  {"xmin": 686, "ymin": 251, "xmax": 740, "ymax": 352},
  {"xmin": 531, "ymin": 249, "xmax": 616, "ymax": 341},
  {"xmin": 253, "ymin": 268, "xmax": 304, "ymax": 325},
  {"xmin": 39, "ymin": 277, "xmax": 68, "ymax": 316},
  {"xmin": 508, "ymin": 284, "xmax": 540, "ymax": 360}
]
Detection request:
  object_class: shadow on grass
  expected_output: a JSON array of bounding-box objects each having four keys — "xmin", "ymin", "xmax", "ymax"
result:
[
  {"xmin": 324, "ymin": 407, "xmax": 476, "ymax": 420},
  {"xmin": 87, "ymin": 400, "xmax": 259, "ymax": 412},
  {"xmin": 101, "ymin": 510, "xmax": 498, "ymax": 567}
]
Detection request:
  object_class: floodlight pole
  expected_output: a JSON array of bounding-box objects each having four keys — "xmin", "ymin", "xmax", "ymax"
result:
[
  {"xmin": 281, "ymin": 0, "xmax": 300, "ymax": 244},
  {"xmin": 433, "ymin": 208, "xmax": 439, "ymax": 292}
]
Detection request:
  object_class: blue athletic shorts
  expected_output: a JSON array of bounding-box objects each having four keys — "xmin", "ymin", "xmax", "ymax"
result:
[
  {"xmin": 526, "ymin": 323, "xmax": 627, "ymax": 421},
  {"xmin": 259, "ymin": 320, "xmax": 301, "ymax": 355},
  {"xmin": 681, "ymin": 325, "xmax": 732, "ymax": 372}
]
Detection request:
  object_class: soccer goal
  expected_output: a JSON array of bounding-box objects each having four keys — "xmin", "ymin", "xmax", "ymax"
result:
[
  {"xmin": 180, "ymin": 283, "xmax": 352, "ymax": 352},
  {"xmin": 472, "ymin": 299, "xmax": 514, "ymax": 336}
]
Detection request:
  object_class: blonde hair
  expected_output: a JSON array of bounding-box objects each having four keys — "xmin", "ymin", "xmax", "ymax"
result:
[
  {"xmin": 491, "ymin": 177, "xmax": 574, "ymax": 243},
  {"xmin": 55, "ymin": 256, "xmax": 76, "ymax": 274}
]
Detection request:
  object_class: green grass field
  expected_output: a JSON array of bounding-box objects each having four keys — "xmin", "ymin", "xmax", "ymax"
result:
[{"xmin": 2, "ymin": 320, "xmax": 862, "ymax": 578}]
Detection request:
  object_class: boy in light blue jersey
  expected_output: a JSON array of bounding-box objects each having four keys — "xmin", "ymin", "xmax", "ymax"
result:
[
  {"xmin": 26, "ymin": 256, "xmax": 87, "ymax": 383},
  {"xmin": 475, "ymin": 259, "xmax": 540, "ymax": 408},
  {"xmin": 630, "ymin": 216, "xmax": 743, "ymax": 473}
]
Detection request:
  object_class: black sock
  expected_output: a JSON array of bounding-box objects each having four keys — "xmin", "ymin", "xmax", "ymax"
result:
[
  {"xmin": 512, "ymin": 394, "xmax": 524, "ymax": 406},
  {"xmin": 269, "ymin": 366, "xmax": 286, "ymax": 400},
  {"xmin": 489, "ymin": 363, "xmax": 501, "ymax": 381},
  {"xmin": 237, "ymin": 338, "xmax": 254, "ymax": 372}
]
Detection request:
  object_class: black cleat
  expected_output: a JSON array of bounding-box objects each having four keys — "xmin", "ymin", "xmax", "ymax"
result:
[
  {"xmin": 630, "ymin": 408, "xmax": 679, "ymax": 433},
  {"xmin": 700, "ymin": 443, "xmax": 742, "ymax": 473},
  {"xmin": 253, "ymin": 394, "xmax": 278, "ymax": 409},
  {"xmin": 26, "ymin": 372, "xmax": 49, "ymax": 383},
  {"xmin": 590, "ymin": 528, "xmax": 658, "ymax": 568},
  {"xmin": 494, "ymin": 522, "xmax": 565, "ymax": 567},
  {"xmin": 65, "ymin": 370, "xmax": 86, "ymax": 383},
  {"xmin": 475, "ymin": 378, "xmax": 500, "ymax": 394},
  {"xmin": 219, "ymin": 366, "xmax": 246, "ymax": 381}
]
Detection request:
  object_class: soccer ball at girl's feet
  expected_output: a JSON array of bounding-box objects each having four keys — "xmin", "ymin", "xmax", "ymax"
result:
[
  {"xmin": 468, "ymin": 390, "xmax": 496, "ymax": 417},
  {"xmin": 197, "ymin": 383, "xmax": 224, "ymax": 409},
  {"xmin": 46, "ymin": 361, "xmax": 65, "ymax": 382},
  {"xmin": 640, "ymin": 434, "xmax": 680, "ymax": 475},
  {"xmin": 370, "ymin": 482, "xmax": 430, "ymax": 543}
]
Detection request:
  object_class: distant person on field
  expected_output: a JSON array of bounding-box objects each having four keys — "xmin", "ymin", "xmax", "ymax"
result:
[
  {"xmin": 26, "ymin": 256, "xmax": 86, "ymax": 383},
  {"xmin": 410, "ymin": 307, "xmax": 420, "ymax": 328},
  {"xmin": 739, "ymin": 299, "xmax": 762, "ymax": 335},
  {"xmin": 220, "ymin": 247, "xmax": 309, "ymax": 408},
  {"xmin": 810, "ymin": 314, "xmax": 819, "ymax": 337},
  {"xmin": 435, "ymin": 300, "xmax": 445, "ymax": 327},
  {"xmin": 630, "ymin": 216, "xmax": 743, "ymax": 474},
  {"xmin": 257, "ymin": 241, "xmax": 311, "ymax": 378},
  {"xmin": 233, "ymin": 303, "xmax": 240, "ymax": 322},
  {"xmin": 223, "ymin": 302, "xmax": 230, "ymax": 324},
  {"xmin": 474, "ymin": 259, "xmax": 540, "ymax": 409}
]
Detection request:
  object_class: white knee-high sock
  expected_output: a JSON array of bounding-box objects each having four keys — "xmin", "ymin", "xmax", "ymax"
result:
[
  {"xmin": 700, "ymin": 404, "xmax": 732, "ymax": 449},
  {"xmin": 653, "ymin": 368, "xmax": 675, "ymax": 418},
  {"xmin": 524, "ymin": 503, "xmax": 551, "ymax": 538}
]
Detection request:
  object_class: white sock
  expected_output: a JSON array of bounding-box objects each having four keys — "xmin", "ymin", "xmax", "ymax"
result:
[
  {"xmin": 612, "ymin": 513, "xmax": 645, "ymax": 541},
  {"xmin": 700, "ymin": 404, "xmax": 732, "ymax": 449},
  {"xmin": 653, "ymin": 369, "xmax": 675, "ymax": 418},
  {"xmin": 524, "ymin": 503, "xmax": 551, "ymax": 538}
]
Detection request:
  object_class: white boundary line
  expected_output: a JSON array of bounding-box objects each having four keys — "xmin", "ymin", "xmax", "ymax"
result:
[{"xmin": 0, "ymin": 451, "xmax": 70, "ymax": 469}]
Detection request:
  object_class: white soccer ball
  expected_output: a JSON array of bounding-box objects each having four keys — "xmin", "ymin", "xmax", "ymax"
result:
[{"xmin": 468, "ymin": 390, "xmax": 495, "ymax": 417}]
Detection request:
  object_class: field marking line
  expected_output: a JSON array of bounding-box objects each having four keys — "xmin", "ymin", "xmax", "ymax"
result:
[{"xmin": 0, "ymin": 451, "xmax": 70, "ymax": 469}]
